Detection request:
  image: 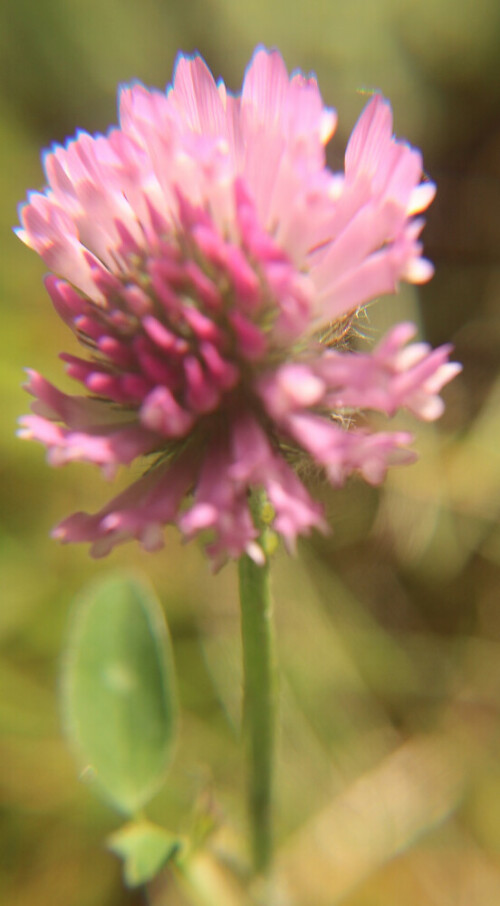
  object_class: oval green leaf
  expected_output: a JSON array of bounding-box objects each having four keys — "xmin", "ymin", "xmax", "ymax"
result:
[{"xmin": 62, "ymin": 572, "xmax": 178, "ymax": 815}]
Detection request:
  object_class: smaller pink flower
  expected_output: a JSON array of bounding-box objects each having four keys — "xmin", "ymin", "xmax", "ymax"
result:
[{"xmin": 17, "ymin": 47, "xmax": 460, "ymax": 568}]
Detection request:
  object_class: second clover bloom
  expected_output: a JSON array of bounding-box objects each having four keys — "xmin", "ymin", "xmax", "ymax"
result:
[{"xmin": 17, "ymin": 47, "xmax": 460, "ymax": 568}]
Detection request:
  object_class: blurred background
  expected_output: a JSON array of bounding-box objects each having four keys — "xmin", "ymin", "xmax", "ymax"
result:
[{"xmin": 1, "ymin": 0, "xmax": 500, "ymax": 903}]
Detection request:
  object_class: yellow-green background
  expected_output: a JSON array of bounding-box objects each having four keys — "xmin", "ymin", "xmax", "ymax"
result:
[{"xmin": 1, "ymin": 1, "xmax": 500, "ymax": 903}]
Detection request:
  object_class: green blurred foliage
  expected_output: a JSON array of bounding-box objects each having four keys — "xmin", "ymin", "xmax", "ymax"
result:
[
  {"xmin": 107, "ymin": 819, "xmax": 182, "ymax": 887},
  {"xmin": 1, "ymin": 0, "xmax": 500, "ymax": 904}
]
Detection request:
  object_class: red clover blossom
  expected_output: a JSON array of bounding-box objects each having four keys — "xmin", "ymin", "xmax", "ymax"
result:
[{"xmin": 17, "ymin": 47, "xmax": 460, "ymax": 568}]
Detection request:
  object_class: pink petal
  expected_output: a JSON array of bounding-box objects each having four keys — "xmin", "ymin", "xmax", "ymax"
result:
[
  {"xmin": 53, "ymin": 453, "xmax": 196, "ymax": 556},
  {"xmin": 170, "ymin": 54, "xmax": 226, "ymax": 137}
]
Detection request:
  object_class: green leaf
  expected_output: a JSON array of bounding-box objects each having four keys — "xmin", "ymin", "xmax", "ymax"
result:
[
  {"xmin": 108, "ymin": 819, "xmax": 182, "ymax": 887},
  {"xmin": 62, "ymin": 572, "xmax": 178, "ymax": 815}
]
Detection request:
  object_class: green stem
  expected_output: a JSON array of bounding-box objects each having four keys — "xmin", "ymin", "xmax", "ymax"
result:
[{"xmin": 238, "ymin": 546, "xmax": 275, "ymax": 875}]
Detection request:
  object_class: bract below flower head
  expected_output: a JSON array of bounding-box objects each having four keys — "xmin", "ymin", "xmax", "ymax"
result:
[{"xmin": 17, "ymin": 47, "xmax": 460, "ymax": 569}]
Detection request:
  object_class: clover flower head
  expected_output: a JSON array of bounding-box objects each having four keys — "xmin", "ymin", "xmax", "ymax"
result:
[{"xmin": 17, "ymin": 47, "xmax": 460, "ymax": 568}]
